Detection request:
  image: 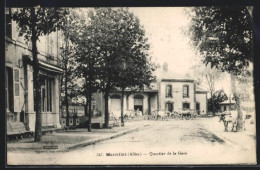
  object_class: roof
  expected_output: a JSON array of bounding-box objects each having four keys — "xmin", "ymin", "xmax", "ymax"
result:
[
  {"xmin": 158, "ymin": 69, "xmax": 188, "ymax": 79},
  {"xmin": 196, "ymin": 86, "xmax": 208, "ymax": 93},
  {"xmin": 157, "ymin": 69, "xmax": 195, "ymax": 83},
  {"xmin": 220, "ymin": 100, "xmax": 236, "ymax": 105}
]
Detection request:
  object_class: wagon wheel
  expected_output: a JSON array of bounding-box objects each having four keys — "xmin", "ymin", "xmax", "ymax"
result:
[{"xmin": 185, "ymin": 114, "xmax": 190, "ymax": 120}]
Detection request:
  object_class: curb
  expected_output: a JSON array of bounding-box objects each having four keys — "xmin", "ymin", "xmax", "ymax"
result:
[{"xmin": 34, "ymin": 126, "xmax": 145, "ymax": 153}]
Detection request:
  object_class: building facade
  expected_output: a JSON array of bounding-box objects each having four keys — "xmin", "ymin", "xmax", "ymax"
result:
[
  {"xmin": 5, "ymin": 8, "xmax": 63, "ymax": 131},
  {"xmin": 93, "ymin": 63, "xmax": 208, "ymax": 117}
]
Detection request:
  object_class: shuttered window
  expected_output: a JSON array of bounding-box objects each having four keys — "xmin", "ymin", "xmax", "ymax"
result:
[
  {"xmin": 47, "ymin": 35, "xmax": 54, "ymax": 56},
  {"xmin": 13, "ymin": 68, "xmax": 20, "ymax": 112}
]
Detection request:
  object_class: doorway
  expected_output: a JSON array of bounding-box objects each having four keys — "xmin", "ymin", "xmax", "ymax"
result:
[
  {"xmin": 165, "ymin": 102, "xmax": 173, "ymax": 113},
  {"xmin": 134, "ymin": 95, "xmax": 144, "ymax": 114},
  {"xmin": 196, "ymin": 102, "xmax": 200, "ymax": 115}
]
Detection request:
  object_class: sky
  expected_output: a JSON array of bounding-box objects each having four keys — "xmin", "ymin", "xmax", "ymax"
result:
[
  {"xmin": 130, "ymin": 7, "xmax": 232, "ymax": 95},
  {"xmin": 130, "ymin": 7, "xmax": 196, "ymax": 75}
]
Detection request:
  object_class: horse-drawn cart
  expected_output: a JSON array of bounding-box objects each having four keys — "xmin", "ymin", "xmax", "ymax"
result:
[{"xmin": 175, "ymin": 108, "xmax": 197, "ymax": 120}]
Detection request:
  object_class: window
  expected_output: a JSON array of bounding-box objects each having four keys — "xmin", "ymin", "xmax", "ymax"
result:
[
  {"xmin": 166, "ymin": 85, "xmax": 172, "ymax": 98},
  {"xmin": 5, "ymin": 67, "xmax": 13, "ymax": 112},
  {"xmin": 183, "ymin": 102, "xmax": 190, "ymax": 110},
  {"xmin": 47, "ymin": 35, "xmax": 54, "ymax": 56},
  {"xmin": 40, "ymin": 76, "xmax": 53, "ymax": 112},
  {"xmin": 183, "ymin": 85, "xmax": 189, "ymax": 98}
]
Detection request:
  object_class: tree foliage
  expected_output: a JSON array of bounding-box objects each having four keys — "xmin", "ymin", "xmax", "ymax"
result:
[
  {"xmin": 186, "ymin": 7, "xmax": 253, "ymax": 76},
  {"xmin": 74, "ymin": 8, "xmax": 155, "ymax": 127},
  {"xmin": 208, "ymin": 89, "xmax": 228, "ymax": 112},
  {"xmin": 186, "ymin": 7, "xmax": 253, "ymax": 130},
  {"xmin": 12, "ymin": 7, "xmax": 69, "ymax": 41}
]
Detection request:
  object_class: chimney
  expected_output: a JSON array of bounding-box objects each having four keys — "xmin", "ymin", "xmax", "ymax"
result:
[{"xmin": 162, "ymin": 62, "xmax": 168, "ymax": 72}]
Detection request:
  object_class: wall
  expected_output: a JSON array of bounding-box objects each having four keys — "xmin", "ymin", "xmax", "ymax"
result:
[
  {"xmin": 94, "ymin": 91, "xmax": 154, "ymax": 117},
  {"xmin": 5, "ymin": 12, "xmax": 62, "ymax": 131},
  {"xmin": 160, "ymin": 81, "xmax": 195, "ymax": 112},
  {"xmin": 195, "ymin": 93, "xmax": 207, "ymax": 115},
  {"xmin": 5, "ymin": 39, "xmax": 27, "ymax": 123}
]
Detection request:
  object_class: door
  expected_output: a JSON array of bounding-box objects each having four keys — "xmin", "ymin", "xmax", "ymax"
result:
[
  {"xmin": 165, "ymin": 103, "xmax": 173, "ymax": 112},
  {"xmin": 134, "ymin": 98, "xmax": 143, "ymax": 113},
  {"xmin": 196, "ymin": 103, "xmax": 200, "ymax": 115},
  {"xmin": 111, "ymin": 98, "xmax": 121, "ymax": 117}
]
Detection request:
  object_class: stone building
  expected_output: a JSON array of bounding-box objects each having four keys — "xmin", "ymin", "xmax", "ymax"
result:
[
  {"xmin": 93, "ymin": 62, "xmax": 208, "ymax": 117},
  {"xmin": 5, "ymin": 8, "xmax": 63, "ymax": 131}
]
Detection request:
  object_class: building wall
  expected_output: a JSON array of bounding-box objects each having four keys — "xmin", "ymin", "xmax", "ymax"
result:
[
  {"xmin": 160, "ymin": 81, "xmax": 195, "ymax": 112},
  {"xmin": 6, "ymin": 39, "xmax": 28, "ymax": 123},
  {"xmin": 94, "ymin": 91, "xmax": 154, "ymax": 117},
  {"xmin": 5, "ymin": 10, "xmax": 62, "ymax": 131},
  {"xmin": 150, "ymin": 94, "xmax": 158, "ymax": 112},
  {"xmin": 128, "ymin": 93, "xmax": 149, "ymax": 114},
  {"xmin": 195, "ymin": 93, "xmax": 207, "ymax": 115}
]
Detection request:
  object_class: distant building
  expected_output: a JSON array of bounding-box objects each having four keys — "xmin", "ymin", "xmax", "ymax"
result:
[
  {"xmin": 195, "ymin": 87, "xmax": 208, "ymax": 115},
  {"xmin": 219, "ymin": 99, "xmax": 236, "ymax": 112},
  {"xmin": 5, "ymin": 8, "xmax": 63, "ymax": 131},
  {"xmin": 93, "ymin": 62, "xmax": 208, "ymax": 117}
]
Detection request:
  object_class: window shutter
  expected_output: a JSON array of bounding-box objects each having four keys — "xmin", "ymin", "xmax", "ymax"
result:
[
  {"xmin": 187, "ymin": 85, "xmax": 189, "ymax": 98},
  {"xmin": 13, "ymin": 68, "xmax": 20, "ymax": 112},
  {"xmin": 165, "ymin": 85, "xmax": 167, "ymax": 98}
]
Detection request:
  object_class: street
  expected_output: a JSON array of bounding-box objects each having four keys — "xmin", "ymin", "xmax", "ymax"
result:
[{"xmin": 7, "ymin": 117, "xmax": 256, "ymax": 165}]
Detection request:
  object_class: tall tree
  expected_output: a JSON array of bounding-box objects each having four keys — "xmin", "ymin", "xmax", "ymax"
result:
[
  {"xmin": 86, "ymin": 8, "xmax": 155, "ymax": 128},
  {"xmin": 111, "ymin": 8, "xmax": 155, "ymax": 126},
  {"xmin": 191, "ymin": 62, "xmax": 222, "ymax": 116},
  {"xmin": 59, "ymin": 9, "xmax": 82, "ymax": 127},
  {"xmin": 12, "ymin": 7, "xmax": 68, "ymax": 141},
  {"xmin": 186, "ymin": 7, "xmax": 253, "ymax": 131},
  {"xmin": 72, "ymin": 9, "xmax": 101, "ymax": 131}
]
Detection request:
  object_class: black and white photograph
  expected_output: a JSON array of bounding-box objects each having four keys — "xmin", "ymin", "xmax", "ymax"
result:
[{"xmin": 5, "ymin": 6, "xmax": 257, "ymax": 165}]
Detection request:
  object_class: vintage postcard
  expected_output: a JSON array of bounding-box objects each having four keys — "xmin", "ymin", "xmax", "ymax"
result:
[{"xmin": 6, "ymin": 6, "xmax": 256, "ymax": 165}]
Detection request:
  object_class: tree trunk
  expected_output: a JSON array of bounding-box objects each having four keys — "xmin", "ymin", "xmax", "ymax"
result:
[
  {"xmin": 120, "ymin": 88, "xmax": 125, "ymax": 126},
  {"xmin": 31, "ymin": 8, "xmax": 42, "ymax": 142},
  {"xmin": 231, "ymin": 73, "xmax": 244, "ymax": 131},
  {"xmin": 64, "ymin": 38, "xmax": 70, "ymax": 127},
  {"xmin": 85, "ymin": 99, "xmax": 88, "ymax": 117},
  {"xmin": 104, "ymin": 91, "xmax": 109, "ymax": 128},
  {"xmin": 88, "ymin": 91, "xmax": 92, "ymax": 132},
  {"xmin": 59, "ymin": 72, "xmax": 63, "ymax": 124},
  {"xmin": 210, "ymin": 92, "xmax": 216, "ymax": 116},
  {"xmin": 65, "ymin": 60, "xmax": 69, "ymax": 127},
  {"xmin": 84, "ymin": 97, "xmax": 88, "ymax": 127}
]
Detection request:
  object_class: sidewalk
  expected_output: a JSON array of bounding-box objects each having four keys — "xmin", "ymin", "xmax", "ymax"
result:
[{"xmin": 7, "ymin": 120, "xmax": 149, "ymax": 153}]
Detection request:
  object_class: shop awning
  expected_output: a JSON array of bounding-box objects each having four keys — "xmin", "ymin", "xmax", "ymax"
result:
[{"xmin": 39, "ymin": 61, "xmax": 63, "ymax": 74}]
